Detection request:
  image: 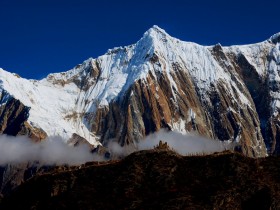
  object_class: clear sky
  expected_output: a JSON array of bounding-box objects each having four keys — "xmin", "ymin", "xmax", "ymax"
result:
[{"xmin": 0, "ymin": 0, "xmax": 279, "ymax": 79}]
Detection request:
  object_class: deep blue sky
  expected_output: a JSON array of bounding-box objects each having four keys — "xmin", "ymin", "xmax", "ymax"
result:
[{"xmin": 0, "ymin": 0, "xmax": 279, "ymax": 79}]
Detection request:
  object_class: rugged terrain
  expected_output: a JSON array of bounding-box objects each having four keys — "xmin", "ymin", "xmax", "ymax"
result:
[
  {"xmin": 1, "ymin": 149, "xmax": 280, "ymax": 210},
  {"xmin": 1, "ymin": 26, "xmax": 280, "ymax": 157}
]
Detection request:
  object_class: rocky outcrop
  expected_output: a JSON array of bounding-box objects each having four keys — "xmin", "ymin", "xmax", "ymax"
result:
[{"xmin": 0, "ymin": 91, "xmax": 46, "ymax": 141}]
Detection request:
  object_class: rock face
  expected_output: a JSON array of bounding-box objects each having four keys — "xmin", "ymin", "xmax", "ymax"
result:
[
  {"xmin": 0, "ymin": 26, "xmax": 280, "ymax": 156},
  {"xmin": 0, "ymin": 92, "xmax": 46, "ymax": 141}
]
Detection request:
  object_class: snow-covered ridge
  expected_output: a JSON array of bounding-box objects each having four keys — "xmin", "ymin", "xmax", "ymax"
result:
[
  {"xmin": 0, "ymin": 26, "xmax": 279, "ymax": 146},
  {"xmin": 269, "ymin": 32, "xmax": 280, "ymax": 44},
  {"xmin": 45, "ymin": 58, "xmax": 94, "ymax": 82},
  {"xmin": 0, "ymin": 67, "xmax": 100, "ymax": 145}
]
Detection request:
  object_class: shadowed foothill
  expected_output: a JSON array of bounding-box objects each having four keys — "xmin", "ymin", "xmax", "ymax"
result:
[{"xmin": 1, "ymin": 147, "xmax": 280, "ymax": 210}]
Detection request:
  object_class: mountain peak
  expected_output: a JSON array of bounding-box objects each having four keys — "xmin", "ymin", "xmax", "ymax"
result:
[
  {"xmin": 148, "ymin": 25, "xmax": 168, "ymax": 34},
  {"xmin": 0, "ymin": 26, "xmax": 278, "ymax": 158},
  {"xmin": 136, "ymin": 25, "xmax": 172, "ymax": 53},
  {"xmin": 142, "ymin": 25, "xmax": 170, "ymax": 42}
]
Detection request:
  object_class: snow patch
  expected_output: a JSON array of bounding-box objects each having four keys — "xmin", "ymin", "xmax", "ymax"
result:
[{"xmin": 171, "ymin": 119, "xmax": 187, "ymax": 134}]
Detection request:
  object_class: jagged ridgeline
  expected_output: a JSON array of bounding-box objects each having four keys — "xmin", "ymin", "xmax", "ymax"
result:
[{"xmin": 0, "ymin": 26, "xmax": 280, "ymax": 157}]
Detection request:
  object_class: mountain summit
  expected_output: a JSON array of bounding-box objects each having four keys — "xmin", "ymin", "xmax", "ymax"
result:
[{"xmin": 0, "ymin": 26, "xmax": 280, "ymax": 156}]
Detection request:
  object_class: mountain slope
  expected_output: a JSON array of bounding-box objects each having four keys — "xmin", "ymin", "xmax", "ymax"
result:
[
  {"xmin": 1, "ymin": 150, "xmax": 280, "ymax": 210},
  {"xmin": 0, "ymin": 26, "xmax": 280, "ymax": 156}
]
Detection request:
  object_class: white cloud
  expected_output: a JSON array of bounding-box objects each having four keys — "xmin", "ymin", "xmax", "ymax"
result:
[
  {"xmin": 138, "ymin": 129, "xmax": 232, "ymax": 155},
  {"xmin": 0, "ymin": 135, "xmax": 101, "ymax": 165}
]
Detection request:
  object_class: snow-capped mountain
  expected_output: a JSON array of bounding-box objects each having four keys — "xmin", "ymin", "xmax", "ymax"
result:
[{"xmin": 0, "ymin": 26, "xmax": 280, "ymax": 157}]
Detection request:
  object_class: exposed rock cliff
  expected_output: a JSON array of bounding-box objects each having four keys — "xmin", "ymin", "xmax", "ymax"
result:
[{"xmin": 0, "ymin": 91, "xmax": 46, "ymax": 141}]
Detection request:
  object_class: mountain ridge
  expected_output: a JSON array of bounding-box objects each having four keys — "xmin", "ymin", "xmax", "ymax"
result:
[{"xmin": 0, "ymin": 26, "xmax": 280, "ymax": 156}]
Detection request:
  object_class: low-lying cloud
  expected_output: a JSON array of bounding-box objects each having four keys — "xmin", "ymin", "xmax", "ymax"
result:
[
  {"xmin": 0, "ymin": 135, "xmax": 101, "ymax": 166},
  {"xmin": 108, "ymin": 129, "xmax": 234, "ymax": 157},
  {"xmin": 107, "ymin": 141, "xmax": 136, "ymax": 157},
  {"xmin": 138, "ymin": 129, "xmax": 233, "ymax": 155},
  {"xmin": 0, "ymin": 130, "xmax": 234, "ymax": 166}
]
